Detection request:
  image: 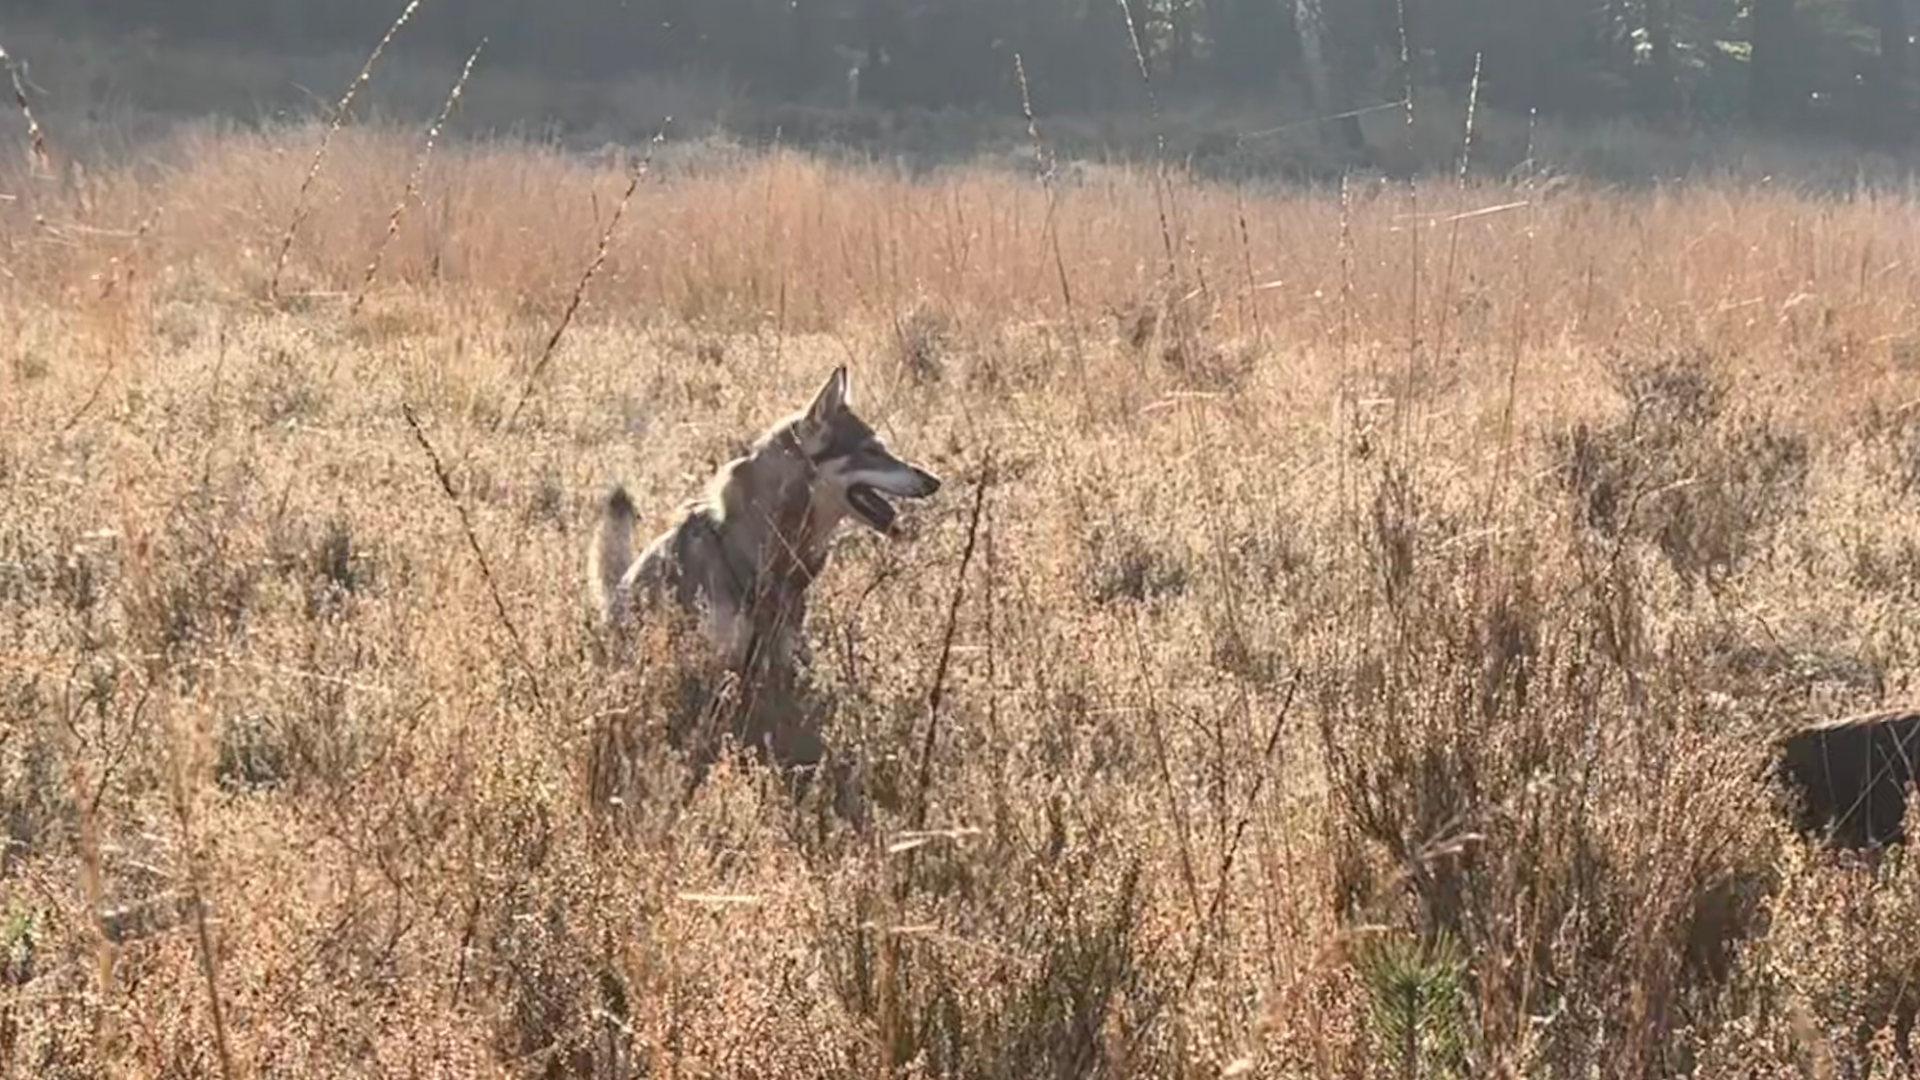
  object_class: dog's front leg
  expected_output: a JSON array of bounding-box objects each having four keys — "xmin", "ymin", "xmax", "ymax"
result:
[{"xmin": 705, "ymin": 594, "xmax": 756, "ymax": 670}]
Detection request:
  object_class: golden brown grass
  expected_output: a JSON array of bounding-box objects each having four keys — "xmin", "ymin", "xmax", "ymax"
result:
[{"xmin": 4, "ymin": 122, "xmax": 1920, "ymax": 1077}]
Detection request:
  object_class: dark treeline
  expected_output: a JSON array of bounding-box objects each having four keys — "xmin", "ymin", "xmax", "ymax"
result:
[{"xmin": 22, "ymin": 0, "xmax": 1919, "ymax": 140}]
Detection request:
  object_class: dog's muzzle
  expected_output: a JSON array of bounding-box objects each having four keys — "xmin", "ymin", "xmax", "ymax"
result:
[{"xmin": 848, "ymin": 468, "xmax": 941, "ymax": 535}]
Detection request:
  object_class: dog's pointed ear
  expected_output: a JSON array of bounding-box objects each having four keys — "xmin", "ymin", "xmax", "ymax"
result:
[{"xmin": 806, "ymin": 365, "xmax": 851, "ymax": 425}]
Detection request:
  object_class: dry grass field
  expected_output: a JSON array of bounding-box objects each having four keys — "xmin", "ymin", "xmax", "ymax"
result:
[{"xmin": 5, "ymin": 114, "xmax": 1920, "ymax": 1078}]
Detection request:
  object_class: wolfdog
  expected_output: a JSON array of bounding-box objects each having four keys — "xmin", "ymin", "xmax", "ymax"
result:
[{"xmin": 589, "ymin": 365, "xmax": 941, "ymax": 687}]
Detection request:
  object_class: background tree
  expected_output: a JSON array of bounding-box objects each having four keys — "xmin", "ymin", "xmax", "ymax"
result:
[
  {"xmin": 1865, "ymin": 0, "xmax": 1913, "ymax": 134},
  {"xmin": 16, "ymin": 0, "xmax": 1917, "ymax": 145},
  {"xmin": 1751, "ymin": 0, "xmax": 1804, "ymax": 125}
]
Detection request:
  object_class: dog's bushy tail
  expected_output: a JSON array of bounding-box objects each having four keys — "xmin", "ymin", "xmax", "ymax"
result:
[{"xmin": 588, "ymin": 486, "xmax": 636, "ymax": 622}]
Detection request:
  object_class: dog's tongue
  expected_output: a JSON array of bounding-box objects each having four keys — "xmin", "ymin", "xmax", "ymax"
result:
[{"xmin": 849, "ymin": 485, "xmax": 899, "ymax": 534}]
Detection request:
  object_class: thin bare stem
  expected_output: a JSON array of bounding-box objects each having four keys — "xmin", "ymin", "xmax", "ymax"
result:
[
  {"xmin": 1395, "ymin": 0, "xmax": 1416, "ymax": 137},
  {"xmin": 1129, "ymin": 603, "xmax": 1204, "ymax": 926},
  {"xmin": 161, "ymin": 691, "xmax": 237, "ymax": 1080},
  {"xmin": 1013, "ymin": 50, "xmax": 1092, "ymax": 411},
  {"xmin": 400, "ymin": 403, "xmax": 547, "ymax": 708},
  {"xmin": 1014, "ymin": 53, "xmax": 1074, "ymax": 316},
  {"xmin": 1340, "ymin": 176, "xmax": 1358, "ymax": 384},
  {"xmin": 0, "ymin": 39, "xmax": 50, "ymax": 172},
  {"xmin": 895, "ymin": 460, "xmax": 993, "ymax": 907},
  {"xmin": 267, "ymin": 0, "xmax": 428, "ymax": 302},
  {"xmin": 1392, "ymin": 0, "xmax": 1421, "ymax": 451},
  {"xmin": 1236, "ymin": 192, "xmax": 1264, "ymax": 345},
  {"xmin": 1522, "ymin": 106, "xmax": 1539, "ymax": 178},
  {"xmin": 1337, "ymin": 174, "xmax": 1360, "ymax": 550},
  {"xmin": 910, "ymin": 460, "xmax": 992, "ymax": 835},
  {"xmin": 350, "ymin": 37, "xmax": 486, "ymax": 318},
  {"xmin": 500, "ymin": 121, "xmax": 670, "ymax": 431},
  {"xmin": 1240, "ymin": 97, "xmax": 1407, "ymax": 141},
  {"xmin": 1485, "ymin": 149, "xmax": 1541, "ymax": 531},
  {"xmin": 54, "ymin": 667, "xmax": 117, "ymax": 1045},
  {"xmin": 1013, "ymin": 54, "xmax": 1057, "ymax": 191},
  {"xmin": 1120, "ymin": 672, "xmax": 1301, "ymax": 1071},
  {"xmin": 1458, "ymin": 52, "xmax": 1483, "ymax": 187},
  {"xmin": 1181, "ymin": 674, "xmax": 1300, "ymax": 997},
  {"xmin": 1426, "ymin": 52, "xmax": 1483, "ymax": 453},
  {"xmin": 1114, "ymin": 0, "xmax": 1179, "ymax": 282}
]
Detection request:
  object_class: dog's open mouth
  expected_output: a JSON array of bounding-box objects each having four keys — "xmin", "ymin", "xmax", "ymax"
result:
[{"xmin": 847, "ymin": 484, "xmax": 900, "ymax": 534}]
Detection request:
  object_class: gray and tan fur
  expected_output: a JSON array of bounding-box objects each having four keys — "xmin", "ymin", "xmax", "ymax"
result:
[{"xmin": 589, "ymin": 366, "xmax": 940, "ymax": 677}]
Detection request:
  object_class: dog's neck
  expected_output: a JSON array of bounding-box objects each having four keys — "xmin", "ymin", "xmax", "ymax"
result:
[{"xmin": 712, "ymin": 444, "xmax": 846, "ymax": 606}]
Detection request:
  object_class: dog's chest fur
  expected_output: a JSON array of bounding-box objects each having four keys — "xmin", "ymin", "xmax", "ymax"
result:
[{"xmin": 627, "ymin": 452, "xmax": 843, "ymax": 668}]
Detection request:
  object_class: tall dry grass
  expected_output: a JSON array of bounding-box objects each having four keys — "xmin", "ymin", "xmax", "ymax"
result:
[{"xmin": 4, "ymin": 121, "xmax": 1920, "ymax": 1077}]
